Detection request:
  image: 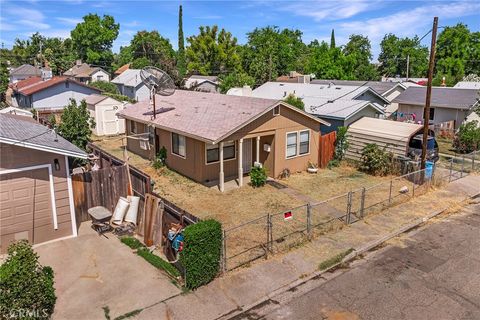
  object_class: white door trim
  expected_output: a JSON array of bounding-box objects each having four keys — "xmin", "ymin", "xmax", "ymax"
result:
[
  {"xmin": 65, "ymin": 156, "xmax": 77, "ymax": 237},
  {"xmin": 0, "ymin": 164, "xmax": 58, "ymax": 230}
]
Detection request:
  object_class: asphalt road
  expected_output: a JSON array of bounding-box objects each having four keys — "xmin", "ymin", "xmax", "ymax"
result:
[{"xmin": 236, "ymin": 201, "xmax": 480, "ymax": 320}]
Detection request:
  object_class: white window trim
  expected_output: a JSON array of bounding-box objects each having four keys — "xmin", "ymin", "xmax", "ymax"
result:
[
  {"xmin": 130, "ymin": 120, "xmax": 137, "ymax": 134},
  {"xmin": 0, "ymin": 164, "xmax": 58, "ymax": 230},
  {"xmin": 205, "ymin": 141, "xmax": 237, "ymax": 165},
  {"xmin": 171, "ymin": 132, "xmax": 186, "ymax": 159},
  {"xmin": 285, "ymin": 129, "xmax": 311, "ymax": 159},
  {"xmin": 273, "ymin": 105, "xmax": 280, "ymax": 116}
]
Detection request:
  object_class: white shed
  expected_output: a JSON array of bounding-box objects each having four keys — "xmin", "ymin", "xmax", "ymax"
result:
[
  {"xmin": 346, "ymin": 117, "xmax": 423, "ymax": 161},
  {"xmin": 85, "ymin": 95, "xmax": 126, "ymax": 136}
]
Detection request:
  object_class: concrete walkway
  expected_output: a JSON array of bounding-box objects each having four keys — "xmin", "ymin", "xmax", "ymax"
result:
[
  {"xmin": 35, "ymin": 224, "xmax": 181, "ymax": 320},
  {"xmin": 124, "ymin": 174, "xmax": 480, "ymax": 320}
]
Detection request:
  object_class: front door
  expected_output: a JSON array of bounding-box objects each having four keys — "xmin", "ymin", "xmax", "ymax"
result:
[{"xmin": 242, "ymin": 138, "xmax": 252, "ymax": 173}]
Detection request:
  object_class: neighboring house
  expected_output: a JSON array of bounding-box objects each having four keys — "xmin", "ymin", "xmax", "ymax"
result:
[
  {"xmin": 11, "ymin": 76, "xmax": 101, "ymax": 119},
  {"xmin": 117, "ymin": 90, "xmax": 330, "ymax": 191},
  {"xmin": 111, "ymin": 69, "xmax": 150, "ymax": 101},
  {"xmin": 184, "ymin": 75, "xmax": 220, "ymax": 93},
  {"xmin": 381, "ymin": 77, "xmax": 428, "ymax": 86},
  {"xmin": 85, "ymin": 94, "xmax": 126, "ymax": 136},
  {"xmin": 276, "ymin": 71, "xmax": 312, "ymax": 83},
  {"xmin": 249, "ymin": 82, "xmax": 388, "ymax": 134},
  {"xmin": 0, "ymin": 113, "xmax": 87, "ymax": 253},
  {"xmin": 64, "ymin": 61, "xmax": 110, "ymax": 84},
  {"xmin": 0, "ymin": 106, "xmax": 33, "ymax": 117},
  {"xmin": 114, "ymin": 63, "xmax": 130, "ymax": 76},
  {"xmin": 454, "ymin": 81, "xmax": 480, "ymax": 90},
  {"xmin": 393, "ymin": 87, "xmax": 480, "ymax": 129},
  {"xmin": 9, "ymin": 64, "xmax": 42, "ymax": 83},
  {"xmin": 311, "ymin": 79, "xmax": 413, "ymax": 114}
]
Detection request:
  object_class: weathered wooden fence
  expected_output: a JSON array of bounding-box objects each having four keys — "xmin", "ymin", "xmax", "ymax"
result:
[{"xmin": 319, "ymin": 131, "xmax": 336, "ymax": 168}]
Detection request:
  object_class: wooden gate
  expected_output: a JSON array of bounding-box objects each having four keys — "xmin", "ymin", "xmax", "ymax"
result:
[{"xmin": 319, "ymin": 131, "xmax": 336, "ymax": 168}]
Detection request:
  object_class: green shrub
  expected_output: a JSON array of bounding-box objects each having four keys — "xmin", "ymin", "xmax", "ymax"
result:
[
  {"xmin": 89, "ymin": 80, "xmax": 120, "ymax": 95},
  {"xmin": 0, "ymin": 241, "xmax": 56, "ymax": 319},
  {"xmin": 359, "ymin": 143, "xmax": 393, "ymax": 176},
  {"xmin": 120, "ymin": 236, "xmax": 144, "ymax": 250},
  {"xmin": 327, "ymin": 159, "xmax": 340, "ymax": 169},
  {"xmin": 334, "ymin": 126, "xmax": 349, "ymax": 161},
  {"xmin": 180, "ymin": 219, "xmax": 222, "ymax": 289},
  {"xmin": 136, "ymin": 248, "xmax": 180, "ymax": 279},
  {"xmin": 250, "ymin": 165, "xmax": 267, "ymax": 187},
  {"xmin": 152, "ymin": 147, "xmax": 167, "ymax": 169},
  {"xmin": 453, "ymin": 120, "xmax": 480, "ymax": 153}
]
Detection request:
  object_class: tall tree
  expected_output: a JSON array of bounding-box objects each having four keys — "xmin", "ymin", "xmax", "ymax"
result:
[
  {"xmin": 378, "ymin": 34, "xmax": 428, "ymax": 78},
  {"xmin": 434, "ymin": 23, "xmax": 480, "ymax": 86},
  {"xmin": 177, "ymin": 5, "xmax": 186, "ymax": 79},
  {"xmin": 218, "ymin": 71, "xmax": 255, "ymax": 94},
  {"xmin": 186, "ymin": 25, "xmax": 240, "ymax": 75},
  {"xmin": 305, "ymin": 40, "xmax": 352, "ymax": 80},
  {"xmin": 0, "ymin": 61, "xmax": 9, "ymax": 102},
  {"xmin": 57, "ymin": 99, "xmax": 94, "ymax": 150},
  {"xmin": 342, "ymin": 35, "xmax": 378, "ymax": 80},
  {"xmin": 330, "ymin": 29, "xmax": 335, "ymax": 49},
  {"xmin": 242, "ymin": 26, "xmax": 307, "ymax": 84},
  {"xmin": 71, "ymin": 14, "xmax": 119, "ymax": 68}
]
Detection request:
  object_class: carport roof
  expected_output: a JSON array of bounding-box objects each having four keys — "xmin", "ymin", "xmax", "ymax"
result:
[{"xmin": 0, "ymin": 114, "xmax": 87, "ymax": 158}]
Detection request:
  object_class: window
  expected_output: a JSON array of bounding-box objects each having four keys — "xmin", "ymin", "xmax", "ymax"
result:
[
  {"xmin": 148, "ymin": 126, "xmax": 154, "ymax": 145},
  {"xmin": 130, "ymin": 121, "xmax": 137, "ymax": 134},
  {"xmin": 286, "ymin": 130, "xmax": 310, "ymax": 158},
  {"xmin": 206, "ymin": 141, "xmax": 235, "ymax": 164},
  {"xmin": 429, "ymin": 108, "xmax": 435, "ymax": 121},
  {"xmin": 172, "ymin": 133, "xmax": 186, "ymax": 157},
  {"xmin": 299, "ymin": 130, "xmax": 310, "ymax": 155},
  {"xmin": 273, "ymin": 106, "xmax": 280, "ymax": 116},
  {"xmin": 286, "ymin": 133, "xmax": 297, "ymax": 158},
  {"xmin": 97, "ymin": 75, "xmax": 103, "ymax": 81}
]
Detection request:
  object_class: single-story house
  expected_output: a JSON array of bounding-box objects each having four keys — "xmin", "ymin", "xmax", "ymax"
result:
[
  {"xmin": 111, "ymin": 69, "xmax": 150, "ymax": 101},
  {"xmin": 276, "ymin": 71, "xmax": 312, "ymax": 84},
  {"xmin": 85, "ymin": 94, "xmax": 126, "ymax": 136},
  {"xmin": 0, "ymin": 114, "xmax": 87, "ymax": 253},
  {"xmin": 393, "ymin": 86, "xmax": 479, "ymax": 129},
  {"xmin": 184, "ymin": 75, "xmax": 220, "ymax": 93},
  {"xmin": 249, "ymin": 82, "xmax": 388, "ymax": 134},
  {"xmin": 117, "ymin": 90, "xmax": 330, "ymax": 191},
  {"xmin": 64, "ymin": 61, "xmax": 110, "ymax": 83},
  {"xmin": 11, "ymin": 76, "xmax": 101, "ymax": 119},
  {"xmin": 9, "ymin": 64, "xmax": 42, "ymax": 83}
]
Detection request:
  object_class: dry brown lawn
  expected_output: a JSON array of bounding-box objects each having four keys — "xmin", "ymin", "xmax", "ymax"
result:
[{"xmin": 91, "ymin": 136, "xmax": 391, "ymax": 228}]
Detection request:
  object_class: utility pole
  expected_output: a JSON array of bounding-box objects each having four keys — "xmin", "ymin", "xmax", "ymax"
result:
[
  {"xmin": 421, "ymin": 17, "xmax": 438, "ymax": 171},
  {"xmin": 406, "ymin": 54, "xmax": 410, "ymax": 80}
]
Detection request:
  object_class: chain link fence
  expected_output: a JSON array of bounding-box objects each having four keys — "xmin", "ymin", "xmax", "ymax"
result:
[{"xmin": 221, "ymin": 150, "xmax": 479, "ymax": 272}]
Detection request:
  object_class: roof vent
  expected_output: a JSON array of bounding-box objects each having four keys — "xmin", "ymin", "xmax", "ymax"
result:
[{"xmin": 335, "ymin": 87, "xmax": 341, "ymax": 90}]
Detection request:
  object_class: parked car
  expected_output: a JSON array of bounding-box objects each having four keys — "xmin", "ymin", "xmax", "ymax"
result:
[{"xmin": 407, "ymin": 134, "xmax": 439, "ymax": 162}]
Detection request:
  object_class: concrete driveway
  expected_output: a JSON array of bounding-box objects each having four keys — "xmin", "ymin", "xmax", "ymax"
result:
[{"xmin": 35, "ymin": 223, "xmax": 181, "ymax": 320}]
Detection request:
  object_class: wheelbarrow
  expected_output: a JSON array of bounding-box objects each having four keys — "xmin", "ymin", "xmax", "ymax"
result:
[{"xmin": 88, "ymin": 206, "xmax": 113, "ymax": 236}]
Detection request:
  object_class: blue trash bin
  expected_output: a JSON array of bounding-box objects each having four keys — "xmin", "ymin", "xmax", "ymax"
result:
[{"xmin": 425, "ymin": 161, "xmax": 434, "ymax": 179}]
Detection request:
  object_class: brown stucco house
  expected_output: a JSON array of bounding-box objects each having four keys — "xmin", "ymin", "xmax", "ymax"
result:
[
  {"xmin": 118, "ymin": 90, "xmax": 330, "ymax": 191},
  {"xmin": 0, "ymin": 114, "xmax": 87, "ymax": 252}
]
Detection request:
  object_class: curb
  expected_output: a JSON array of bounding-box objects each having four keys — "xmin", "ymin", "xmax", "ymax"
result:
[{"xmin": 218, "ymin": 192, "xmax": 479, "ymax": 320}]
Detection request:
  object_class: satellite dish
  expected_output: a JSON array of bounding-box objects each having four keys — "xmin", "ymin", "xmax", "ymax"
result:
[{"xmin": 140, "ymin": 66, "xmax": 176, "ymax": 118}]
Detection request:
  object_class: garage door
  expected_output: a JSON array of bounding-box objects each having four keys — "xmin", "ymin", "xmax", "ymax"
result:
[{"xmin": 0, "ymin": 169, "xmax": 52, "ymax": 253}]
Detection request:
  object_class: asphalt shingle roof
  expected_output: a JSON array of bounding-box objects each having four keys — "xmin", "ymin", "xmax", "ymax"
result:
[
  {"xmin": 10, "ymin": 64, "xmax": 42, "ymax": 77},
  {"xmin": 392, "ymin": 87, "xmax": 480, "ymax": 109},
  {"xmin": 311, "ymin": 80, "xmax": 401, "ymax": 95},
  {"xmin": 111, "ymin": 69, "xmax": 143, "ymax": 87},
  {"xmin": 0, "ymin": 114, "xmax": 87, "ymax": 158},
  {"xmin": 12, "ymin": 76, "xmax": 101, "ymax": 96}
]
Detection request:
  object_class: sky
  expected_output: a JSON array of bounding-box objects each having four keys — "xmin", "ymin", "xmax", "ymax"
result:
[{"xmin": 1, "ymin": 0, "xmax": 479, "ymax": 60}]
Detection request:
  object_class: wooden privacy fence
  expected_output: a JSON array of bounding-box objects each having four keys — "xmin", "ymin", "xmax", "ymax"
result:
[{"xmin": 319, "ymin": 131, "xmax": 336, "ymax": 168}]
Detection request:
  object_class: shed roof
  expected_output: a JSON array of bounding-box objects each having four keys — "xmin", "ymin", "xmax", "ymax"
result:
[
  {"xmin": 118, "ymin": 89, "xmax": 328, "ymax": 143},
  {"xmin": 348, "ymin": 117, "xmax": 422, "ymax": 141},
  {"xmin": 0, "ymin": 114, "xmax": 87, "ymax": 158},
  {"xmin": 392, "ymin": 86, "xmax": 479, "ymax": 109},
  {"xmin": 84, "ymin": 94, "xmax": 109, "ymax": 105},
  {"xmin": 111, "ymin": 69, "xmax": 143, "ymax": 87}
]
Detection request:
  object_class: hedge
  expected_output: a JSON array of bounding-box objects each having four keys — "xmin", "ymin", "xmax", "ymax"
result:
[
  {"xmin": 0, "ymin": 240, "xmax": 56, "ymax": 319},
  {"xmin": 180, "ymin": 219, "xmax": 222, "ymax": 289}
]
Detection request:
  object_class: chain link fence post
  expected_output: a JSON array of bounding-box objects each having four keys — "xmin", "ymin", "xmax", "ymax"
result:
[
  {"xmin": 346, "ymin": 192, "xmax": 352, "ymax": 224},
  {"xmin": 472, "ymin": 152, "xmax": 476, "ymax": 171},
  {"xmin": 461, "ymin": 154, "xmax": 465, "ymax": 178},
  {"xmin": 412, "ymin": 174, "xmax": 415, "ymax": 198},
  {"xmin": 266, "ymin": 213, "xmax": 272, "ymax": 258},
  {"xmin": 306, "ymin": 203, "xmax": 312, "ymax": 240},
  {"xmin": 389, "ymin": 179, "xmax": 393, "ymax": 204},
  {"xmin": 449, "ymin": 159, "xmax": 453, "ymax": 182},
  {"xmin": 360, "ymin": 187, "xmax": 366, "ymax": 219}
]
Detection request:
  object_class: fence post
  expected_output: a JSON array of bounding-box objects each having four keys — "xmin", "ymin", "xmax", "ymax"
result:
[
  {"xmin": 412, "ymin": 176, "xmax": 415, "ymax": 198},
  {"xmin": 307, "ymin": 203, "xmax": 312, "ymax": 240},
  {"xmin": 388, "ymin": 179, "xmax": 393, "ymax": 204},
  {"xmin": 266, "ymin": 213, "xmax": 272, "ymax": 257},
  {"xmin": 360, "ymin": 187, "xmax": 366, "ymax": 219},
  {"xmin": 449, "ymin": 159, "xmax": 453, "ymax": 182},
  {"xmin": 472, "ymin": 153, "xmax": 475, "ymax": 171},
  {"xmin": 222, "ymin": 229, "xmax": 227, "ymax": 273},
  {"xmin": 346, "ymin": 192, "xmax": 352, "ymax": 224},
  {"xmin": 461, "ymin": 154, "xmax": 465, "ymax": 178}
]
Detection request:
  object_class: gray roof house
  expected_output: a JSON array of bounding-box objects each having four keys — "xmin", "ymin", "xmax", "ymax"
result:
[
  {"xmin": 64, "ymin": 62, "xmax": 110, "ymax": 84},
  {"xmin": 9, "ymin": 64, "xmax": 42, "ymax": 83},
  {"xmin": 111, "ymin": 69, "xmax": 150, "ymax": 101},
  {"xmin": 0, "ymin": 113, "xmax": 87, "ymax": 252},
  {"xmin": 393, "ymin": 86, "xmax": 480, "ymax": 129},
  {"xmin": 184, "ymin": 75, "xmax": 220, "ymax": 93},
  {"xmin": 250, "ymin": 82, "xmax": 388, "ymax": 134}
]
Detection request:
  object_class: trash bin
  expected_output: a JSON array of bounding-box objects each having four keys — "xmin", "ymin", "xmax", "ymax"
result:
[{"xmin": 425, "ymin": 161, "xmax": 434, "ymax": 179}]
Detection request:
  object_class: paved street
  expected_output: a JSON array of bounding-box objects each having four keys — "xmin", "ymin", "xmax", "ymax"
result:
[{"xmin": 236, "ymin": 201, "xmax": 480, "ymax": 320}]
